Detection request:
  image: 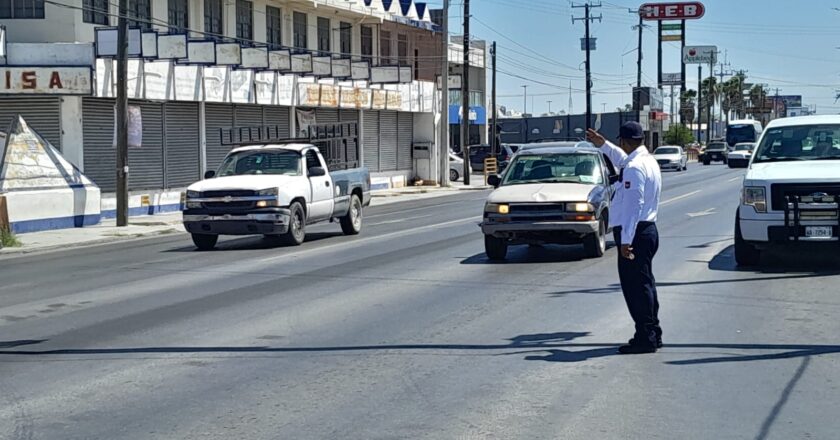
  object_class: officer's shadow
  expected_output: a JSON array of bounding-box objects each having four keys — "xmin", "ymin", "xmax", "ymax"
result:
[{"xmin": 501, "ymin": 332, "xmax": 619, "ymax": 363}]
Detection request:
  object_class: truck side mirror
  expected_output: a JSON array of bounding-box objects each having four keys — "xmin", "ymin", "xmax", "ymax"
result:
[
  {"xmin": 204, "ymin": 170, "xmax": 216, "ymax": 179},
  {"xmin": 309, "ymin": 166, "xmax": 326, "ymax": 177},
  {"xmin": 487, "ymin": 174, "xmax": 502, "ymax": 188}
]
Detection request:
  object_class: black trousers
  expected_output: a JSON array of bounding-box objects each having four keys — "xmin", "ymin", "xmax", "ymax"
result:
[{"xmin": 614, "ymin": 222, "xmax": 662, "ymax": 347}]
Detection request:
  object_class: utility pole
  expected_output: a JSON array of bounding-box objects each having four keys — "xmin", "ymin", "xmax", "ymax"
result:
[
  {"xmin": 773, "ymin": 87, "xmax": 781, "ymax": 119},
  {"xmin": 116, "ymin": 0, "xmax": 129, "ymax": 226},
  {"xmin": 438, "ymin": 0, "xmax": 449, "ymax": 186},
  {"xmin": 680, "ymin": 19, "xmax": 686, "ymax": 123},
  {"xmin": 634, "ymin": 10, "xmax": 643, "ymax": 89},
  {"xmin": 461, "ymin": 0, "xmax": 470, "ymax": 185},
  {"xmin": 522, "ymin": 85, "xmax": 528, "ymax": 115},
  {"xmin": 491, "ymin": 41, "xmax": 497, "ymax": 157},
  {"xmin": 568, "ymin": 81, "xmax": 573, "ymax": 114},
  {"xmin": 547, "ymin": 100, "xmax": 552, "ymax": 114},
  {"xmin": 697, "ymin": 65, "xmax": 702, "ymax": 143},
  {"xmin": 573, "ymin": 2, "xmax": 602, "ymax": 131},
  {"xmin": 706, "ymin": 61, "xmax": 713, "ymax": 145}
]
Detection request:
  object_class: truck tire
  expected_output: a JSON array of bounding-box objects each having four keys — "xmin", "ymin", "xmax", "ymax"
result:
[
  {"xmin": 192, "ymin": 233, "xmax": 218, "ymax": 251},
  {"xmin": 583, "ymin": 218, "xmax": 606, "ymax": 258},
  {"xmin": 340, "ymin": 194, "xmax": 363, "ymax": 235},
  {"xmin": 484, "ymin": 235, "xmax": 508, "ymax": 261},
  {"xmin": 282, "ymin": 202, "xmax": 306, "ymax": 246},
  {"xmin": 734, "ymin": 210, "xmax": 760, "ymax": 266},
  {"xmin": 702, "ymin": 157, "xmax": 710, "ymax": 165},
  {"xmin": 450, "ymin": 168, "xmax": 460, "ymax": 182}
]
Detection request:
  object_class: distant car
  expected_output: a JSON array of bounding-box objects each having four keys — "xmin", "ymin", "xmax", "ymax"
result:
[
  {"xmin": 727, "ymin": 142, "xmax": 756, "ymax": 168},
  {"xmin": 481, "ymin": 145, "xmax": 613, "ymax": 260},
  {"xmin": 653, "ymin": 145, "xmax": 688, "ymax": 171},
  {"xmin": 701, "ymin": 142, "xmax": 728, "ymax": 165},
  {"xmin": 449, "ymin": 152, "xmax": 464, "ymax": 181}
]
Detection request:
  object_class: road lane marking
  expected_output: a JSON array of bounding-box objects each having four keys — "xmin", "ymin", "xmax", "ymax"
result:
[
  {"xmin": 687, "ymin": 208, "xmax": 716, "ymax": 218},
  {"xmin": 661, "ymin": 190, "xmax": 701, "ymax": 206},
  {"xmin": 260, "ymin": 216, "xmax": 483, "ymax": 262},
  {"xmin": 728, "ymin": 176, "xmax": 742, "ymax": 182},
  {"xmin": 367, "ymin": 214, "xmax": 435, "ymax": 226}
]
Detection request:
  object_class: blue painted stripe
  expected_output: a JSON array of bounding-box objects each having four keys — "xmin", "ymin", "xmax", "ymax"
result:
[
  {"xmin": 11, "ymin": 214, "xmax": 101, "ymax": 234},
  {"xmin": 100, "ymin": 203, "xmax": 184, "ymax": 219},
  {"xmin": 370, "ymin": 182, "xmax": 391, "ymax": 191}
]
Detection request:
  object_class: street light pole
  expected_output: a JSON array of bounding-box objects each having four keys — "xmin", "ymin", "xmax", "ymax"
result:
[
  {"xmin": 522, "ymin": 85, "xmax": 528, "ymax": 115},
  {"xmin": 438, "ymin": 0, "xmax": 449, "ymax": 186},
  {"xmin": 116, "ymin": 0, "xmax": 129, "ymax": 227},
  {"xmin": 461, "ymin": 0, "xmax": 470, "ymax": 185},
  {"xmin": 547, "ymin": 100, "xmax": 552, "ymax": 114}
]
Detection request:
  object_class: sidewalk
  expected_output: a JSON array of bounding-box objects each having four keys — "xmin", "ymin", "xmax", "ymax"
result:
[{"xmin": 0, "ymin": 181, "xmax": 491, "ymax": 255}]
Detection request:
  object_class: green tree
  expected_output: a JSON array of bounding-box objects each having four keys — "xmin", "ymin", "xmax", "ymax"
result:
[{"xmin": 663, "ymin": 123, "xmax": 695, "ymax": 147}]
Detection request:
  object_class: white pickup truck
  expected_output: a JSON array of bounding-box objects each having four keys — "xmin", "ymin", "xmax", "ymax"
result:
[
  {"xmin": 735, "ymin": 115, "xmax": 840, "ymax": 265},
  {"xmin": 183, "ymin": 123, "xmax": 370, "ymax": 250}
]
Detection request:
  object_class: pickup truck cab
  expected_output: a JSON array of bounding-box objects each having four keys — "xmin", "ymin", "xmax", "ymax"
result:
[
  {"xmin": 183, "ymin": 125, "xmax": 370, "ymax": 250},
  {"xmin": 735, "ymin": 115, "xmax": 840, "ymax": 265},
  {"xmin": 481, "ymin": 144, "xmax": 612, "ymax": 260}
]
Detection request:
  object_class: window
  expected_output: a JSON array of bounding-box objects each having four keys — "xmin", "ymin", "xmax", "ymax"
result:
[
  {"xmin": 397, "ymin": 34, "xmax": 408, "ymax": 66},
  {"xmin": 127, "ymin": 0, "xmax": 151, "ymax": 29},
  {"xmin": 217, "ymin": 151, "xmax": 302, "ymax": 177},
  {"xmin": 470, "ymin": 91, "xmax": 484, "ymax": 107},
  {"xmin": 0, "ymin": 0, "xmax": 45, "ymax": 18},
  {"xmin": 305, "ymin": 150, "xmax": 321, "ymax": 172},
  {"xmin": 339, "ymin": 22, "xmax": 352, "ymax": 57},
  {"xmin": 360, "ymin": 25, "xmax": 373, "ymax": 61},
  {"xmin": 236, "ymin": 0, "xmax": 253, "ymax": 40},
  {"xmin": 204, "ymin": 0, "xmax": 223, "ymax": 38},
  {"xmin": 293, "ymin": 11, "xmax": 308, "ymax": 50},
  {"xmin": 317, "ymin": 17, "xmax": 330, "ymax": 55},
  {"xmin": 82, "ymin": 0, "xmax": 108, "ymax": 24},
  {"xmin": 414, "ymin": 48, "xmax": 419, "ymax": 79},
  {"xmin": 168, "ymin": 0, "xmax": 188, "ymax": 32},
  {"xmin": 266, "ymin": 6, "xmax": 282, "ymax": 48},
  {"xmin": 380, "ymin": 30, "xmax": 392, "ymax": 65}
]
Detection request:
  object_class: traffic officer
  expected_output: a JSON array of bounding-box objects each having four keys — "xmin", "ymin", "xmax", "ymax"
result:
[{"xmin": 587, "ymin": 122, "xmax": 663, "ymax": 354}]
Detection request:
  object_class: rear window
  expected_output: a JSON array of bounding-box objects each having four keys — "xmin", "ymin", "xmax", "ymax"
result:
[
  {"xmin": 707, "ymin": 143, "xmax": 727, "ymax": 151},
  {"xmin": 654, "ymin": 147, "xmax": 680, "ymax": 155}
]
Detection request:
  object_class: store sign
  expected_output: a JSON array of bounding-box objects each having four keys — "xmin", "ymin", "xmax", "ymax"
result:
[
  {"xmin": 320, "ymin": 84, "xmax": 338, "ymax": 107},
  {"xmin": 1, "ymin": 67, "xmax": 92, "ymax": 95},
  {"xmin": 682, "ymin": 45, "xmax": 717, "ymax": 64},
  {"xmin": 386, "ymin": 91, "xmax": 402, "ymax": 110},
  {"xmin": 661, "ymin": 72, "xmax": 682, "ymax": 85},
  {"xmin": 640, "ymin": 2, "xmax": 705, "ymax": 20},
  {"xmin": 372, "ymin": 89, "xmax": 387, "ymax": 109}
]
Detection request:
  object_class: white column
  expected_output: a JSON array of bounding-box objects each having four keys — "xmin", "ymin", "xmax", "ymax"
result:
[
  {"xmin": 60, "ymin": 96, "xmax": 85, "ymax": 170},
  {"xmin": 199, "ymin": 101, "xmax": 207, "ymax": 176}
]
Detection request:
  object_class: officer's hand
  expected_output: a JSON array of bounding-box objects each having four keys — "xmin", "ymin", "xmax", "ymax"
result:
[
  {"xmin": 621, "ymin": 244, "xmax": 635, "ymax": 260},
  {"xmin": 586, "ymin": 129, "xmax": 606, "ymax": 147}
]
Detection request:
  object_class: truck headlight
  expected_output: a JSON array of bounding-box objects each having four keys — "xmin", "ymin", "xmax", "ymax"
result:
[
  {"xmin": 256, "ymin": 188, "xmax": 280, "ymax": 208},
  {"xmin": 567, "ymin": 202, "xmax": 594, "ymax": 212},
  {"xmin": 185, "ymin": 190, "xmax": 202, "ymax": 209},
  {"xmin": 485, "ymin": 203, "xmax": 509, "ymax": 214},
  {"xmin": 743, "ymin": 187, "xmax": 766, "ymax": 213}
]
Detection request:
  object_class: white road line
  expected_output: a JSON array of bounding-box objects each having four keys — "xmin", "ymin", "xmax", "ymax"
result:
[
  {"xmin": 367, "ymin": 214, "xmax": 435, "ymax": 226},
  {"xmin": 661, "ymin": 190, "xmax": 702, "ymax": 206},
  {"xmin": 728, "ymin": 176, "xmax": 742, "ymax": 182},
  {"xmin": 259, "ymin": 216, "xmax": 482, "ymax": 262}
]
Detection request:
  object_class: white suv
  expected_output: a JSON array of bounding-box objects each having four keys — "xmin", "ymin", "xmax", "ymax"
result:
[{"xmin": 735, "ymin": 115, "xmax": 840, "ymax": 265}]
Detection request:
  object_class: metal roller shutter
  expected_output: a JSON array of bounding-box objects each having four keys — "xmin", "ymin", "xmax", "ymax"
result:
[
  {"xmin": 263, "ymin": 106, "xmax": 290, "ymax": 137},
  {"xmin": 164, "ymin": 102, "xmax": 200, "ymax": 188},
  {"xmin": 0, "ymin": 97, "xmax": 62, "ymax": 149},
  {"xmin": 128, "ymin": 101, "xmax": 164, "ymax": 191},
  {"xmin": 397, "ymin": 112, "xmax": 413, "ymax": 170},
  {"xmin": 234, "ymin": 104, "xmax": 264, "ymax": 126},
  {"xmin": 362, "ymin": 111, "xmax": 379, "ymax": 172},
  {"xmin": 379, "ymin": 111, "xmax": 398, "ymax": 172},
  {"xmin": 205, "ymin": 104, "xmax": 234, "ymax": 170},
  {"xmin": 340, "ymin": 110, "xmax": 359, "ymax": 165},
  {"xmin": 82, "ymin": 97, "xmax": 117, "ymax": 191},
  {"xmin": 315, "ymin": 108, "xmax": 339, "ymax": 124}
]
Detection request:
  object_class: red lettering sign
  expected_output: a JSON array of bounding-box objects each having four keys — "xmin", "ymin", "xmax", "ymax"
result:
[
  {"xmin": 21, "ymin": 71, "xmax": 37, "ymax": 89},
  {"xmin": 640, "ymin": 2, "xmax": 705, "ymax": 20},
  {"xmin": 49, "ymin": 72, "xmax": 63, "ymax": 89}
]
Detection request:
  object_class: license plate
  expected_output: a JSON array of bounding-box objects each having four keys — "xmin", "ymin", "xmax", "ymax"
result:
[{"xmin": 805, "ymin": 226, "xmax": 833, "ymax": 238}]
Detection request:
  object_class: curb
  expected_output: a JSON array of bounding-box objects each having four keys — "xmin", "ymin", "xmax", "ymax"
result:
[{"xmin": 0, "ymin": 228, "xmax": 182, "ymax": 256}]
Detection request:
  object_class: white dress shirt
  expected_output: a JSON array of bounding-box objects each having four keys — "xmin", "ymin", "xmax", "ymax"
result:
[{"xmin": 601, "ymin": 141, "xmax": 662, "ymax": 245}]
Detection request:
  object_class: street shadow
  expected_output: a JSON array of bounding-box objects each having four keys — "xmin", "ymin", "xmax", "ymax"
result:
[
  {"xmin": 460, "ymin": 244, "xmax": 596, "ymax": 265},
  {"xmin": 0, "ymin": 339, "xmax": 46, "ymax": 349},
  {"xmin": 545, "ymin": 284, "xmax": 622, "ymax": 297},
  {"xmin": 706, "ymin": 245, "xmax": 840, "ymax": 275},
  {"xmin": 164, "ymin": 232, "xmax": 344, "ymax": 252}
]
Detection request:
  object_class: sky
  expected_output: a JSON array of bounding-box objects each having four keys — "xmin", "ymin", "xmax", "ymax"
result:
[{"xmin": 433, "ymin": 0, "xmax": 840, "ymax": 116}]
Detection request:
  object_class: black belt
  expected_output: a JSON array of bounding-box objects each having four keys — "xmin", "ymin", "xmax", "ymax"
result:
[{"xmin": 638, "ymin": 221, "xmax": 655, "ymax": 227}]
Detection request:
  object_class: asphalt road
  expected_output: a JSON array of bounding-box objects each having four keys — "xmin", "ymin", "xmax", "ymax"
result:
[{"xmin": 2, "ymin": 163, "xmax": 840, "ymax": 440}]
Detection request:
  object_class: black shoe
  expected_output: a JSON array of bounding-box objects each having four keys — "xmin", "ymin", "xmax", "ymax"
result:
[
  {"xmin": 618, "ymin": 344, "xmax": 657, "ymax": 354},
  {"xmin": 629, "ymin": 338, "xmax": 663, "ymax": 349}
]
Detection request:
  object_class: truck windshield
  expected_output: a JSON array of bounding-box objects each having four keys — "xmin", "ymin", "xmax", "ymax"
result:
[
  {"xmin": 503, "ymin": 154, "xmax": 603, "ymax": 185},
  {"xmin": 706, "ymin": 143, "xmax": 727, "ymax": 151},
  {"xmin": 754, "ymin": 124, "xmax": 840, "ymax": 163},
  {"xmin": 217, "ymin": 150, "xmax": 302, "ymax": 176},
  {"xmin": 726, "ymin": 124, "xmax": 758, "ymax": 146}
]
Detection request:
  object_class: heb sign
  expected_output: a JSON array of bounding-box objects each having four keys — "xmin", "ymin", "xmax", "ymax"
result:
[
  {"xmin": 1, "ymin": 67, "xmax": 93, "ymax": 95},
  {"xmin": 640, "ymin": 2, "xmax": 705, "ymax": 20}
]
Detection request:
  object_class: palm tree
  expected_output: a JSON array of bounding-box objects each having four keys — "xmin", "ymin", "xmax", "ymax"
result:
[
  {"xmin": 700, "ymin": 77, "xmax": 718, "ymax": 123},
  {"xmin": 680, "ymin": 89, "xmax": 697, "ymax": 124}
]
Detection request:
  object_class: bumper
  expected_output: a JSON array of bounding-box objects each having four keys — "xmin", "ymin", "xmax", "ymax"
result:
[
  {"xmin": 704, "ymin": 153, "xmax": 726, "ymax": 161},
  {"xmin": 481, "ymin": 220, "xmax": 599, "ymax": 236},
  {"xmin": 658, "ymin": 162, "xmax": 681, "ymax": 170},
  {"xmin": 183, "ymin": 209, "xmax": 291, "ymax": 235},
  {"xmin": 740, "ymin": 211, "xmax": 839, "ymax": 245}
]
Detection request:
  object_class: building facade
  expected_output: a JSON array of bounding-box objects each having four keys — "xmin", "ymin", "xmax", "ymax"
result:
[{"xmin": 0, "ymin": 0, "xmax": 444, "ymax": 215}]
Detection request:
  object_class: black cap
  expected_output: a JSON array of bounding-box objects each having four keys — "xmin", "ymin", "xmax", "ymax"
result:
[{"xmin": 618, "ymin": 121, "xmax": 645, "ymax": 140}]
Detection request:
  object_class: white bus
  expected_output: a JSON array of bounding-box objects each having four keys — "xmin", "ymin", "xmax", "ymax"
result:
[{"xmin": 726, "ymin": 119, "xmax": 763, "ymax": 150}]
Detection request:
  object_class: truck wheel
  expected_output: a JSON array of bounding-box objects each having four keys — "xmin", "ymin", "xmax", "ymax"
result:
[
  {"xmin": 484, "ymin": 235, "xmax": 508, "ymax": 261},
  {"xmin": 583, "ymin": 218, "xmax": 606, "ymax": 258},
  {"xmin": 282, "ymin": 202, "xmax": 306, "ymax": 246},
  {"xmin": 703, "ymin": 157, "xmax": 710, "ymax": 165},
  {"xmin": 734, "ymin": 210, "xmax": 760, "ymax": 266},
  {"xmin": 450, "ymin": 169, "xmax": 460, "ymax": 182},
  {"xmin": 191, "ymin": 233, "xmax": 218, "ymax": 251},
  {"xmin": 340, "ymin": 194, "xmax": 363, "ymax": 235}
]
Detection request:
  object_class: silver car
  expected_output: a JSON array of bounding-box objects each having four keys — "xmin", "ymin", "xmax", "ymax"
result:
[{"xmin": 653, "ymin": 145, "xmax": 688, "ymax": 171}]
